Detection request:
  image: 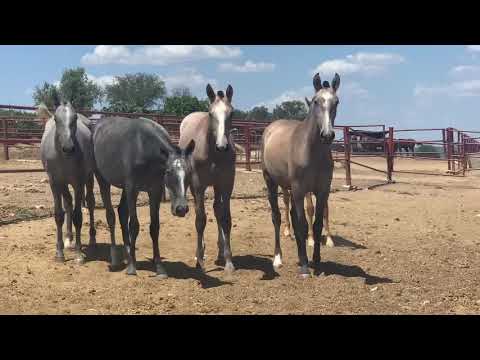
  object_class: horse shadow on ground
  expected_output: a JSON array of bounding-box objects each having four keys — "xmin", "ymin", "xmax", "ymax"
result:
[
  {"xmin": 315, "ymin": 261, "xmax": 394, "ymax": 285},
  {"xmin": 329, "ymin": 235, "xmax": 367, "ymax": 250},
  {"xmin": 207, "ymin": 255, "xmax": 280, "ymax": 281},
  {"xmin": 82, "ymin": 244, "xmax": 232, "ymax": 289}
]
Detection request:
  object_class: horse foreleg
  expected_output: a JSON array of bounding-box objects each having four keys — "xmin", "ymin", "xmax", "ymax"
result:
[
  {"xmin": 291, "ymin": 187, "xmax": 310, "ymax": 278},
  {"xmin": 148, "ymin": 189, "xmax": 167, "ymax": 278},
  {"xmin": 267, "ymin": 181, "xmax": 282, "ymax": 269},
  {"xmin": 72, "ymin": 185, "xmax": 85, "ymax": 264},
  {"xmin": 193, "ymin": 187, "xmax": 207, "ymax": 272},
  {"xmin": 50, "ymin": 181, "xmax": 65, "ymax": 262},
  {"xmin": 86, "ymin": 175, "xmax": 96, "ymax": 248},
  {"xmin": 61, "ymin": 185, "xmax": 74, "ymax": 250}
]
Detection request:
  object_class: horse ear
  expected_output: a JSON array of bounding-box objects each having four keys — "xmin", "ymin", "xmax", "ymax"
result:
[
  {"xmin": 313, "ymin": 73, "xmax": 322, "ymax": 92},
  {"xmin": 37, "ymin": 103, "xmax": 52, "ymax": 120},
  {"xmin": 226, "ymin": 85, "xmax": 233, "ymax": 102},
  {"xmin": 332, "ymin": 73, "xmax": 340, "ymax": 92},
  {"xmin": 184, "ymin": 139, "xmax": 195, "ymax": 157},
  {"xmin": 206, "ymin": 84, "xmax": 216, "ymax": 103},
  {"xmin": 52, "ymin": 90, "xmax": 61, "ymax": 108},
  {"xmin": 305, "ymin": 97, "xmax": 311, "ymax": 107}
]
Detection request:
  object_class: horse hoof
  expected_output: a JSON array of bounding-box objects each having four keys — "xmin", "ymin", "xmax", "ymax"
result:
[
  {"xmin": 126, "ymin": 264, "xmax": 137, "ymax": 276},
  {"xmin": 273, "ymin": 254, "xmax": 283, "ymax": 269},
  {"xmin": 54, "ymin": 255, "xmax": 65, "ymax": 263},
  {"xmin": 75, "ymin": 256, "xmax": 86, "ymax": 265},
  {"xmin": 196, "ymin": 261, "xmax": 206, "ymax": 273},
  {"xmin": 224, "ymin": 262, "xmax": 235, "ymax": 274},
  {"xmin": 325, "ymin": 237, "xmax": 335, "ymax": 248},
  {"xmin": 298, "ymin": 266, "xmax": 311, "ymax": 279}
]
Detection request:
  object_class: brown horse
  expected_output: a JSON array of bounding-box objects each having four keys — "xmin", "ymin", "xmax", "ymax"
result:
[
  {"xmin": 178, "ymin": 84, "xmax": 237, "ymax": 275},
  {"xmin": 262, "ymin": 73, "xmax": 340, "ymax": 277}
]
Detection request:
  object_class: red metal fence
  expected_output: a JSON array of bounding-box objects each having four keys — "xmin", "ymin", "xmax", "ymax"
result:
[{"xmin": 2, "ymin": 104, "xmax": 480, "ymax": 189}]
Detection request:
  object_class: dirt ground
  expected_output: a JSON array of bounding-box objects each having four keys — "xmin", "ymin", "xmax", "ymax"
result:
[{"xmin": 1, "ymin": 150, "xmax": 480, "ymax": 314}]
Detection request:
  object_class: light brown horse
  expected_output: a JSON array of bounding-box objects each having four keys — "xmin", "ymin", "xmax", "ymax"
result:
[
  {"xmin": 261, "ymin": 73, "xmax": 340, "ymax": 277},
  {"xmin": 178, "ymin": 84, "xmax": 236, "ymax": 275}
]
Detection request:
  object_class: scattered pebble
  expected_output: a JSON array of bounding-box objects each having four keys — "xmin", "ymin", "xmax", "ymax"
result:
[{"xmin": 370, "ymin": 287, "xmax": 378, "ymax": 292}]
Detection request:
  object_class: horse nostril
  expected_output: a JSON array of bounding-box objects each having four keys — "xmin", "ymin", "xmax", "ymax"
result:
[{"xmin": 175, "ymin": 205, "xmax": 187, "ymax": 217}]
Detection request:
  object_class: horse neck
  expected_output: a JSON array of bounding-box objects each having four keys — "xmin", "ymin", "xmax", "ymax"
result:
[{"xmin": 298, "ymin": 112, "xmax": 323, "ymax": 154}]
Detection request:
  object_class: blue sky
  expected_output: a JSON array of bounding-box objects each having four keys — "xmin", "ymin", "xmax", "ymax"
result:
[{"xmin": 2, "ymin": 45, "xmax": 480, "ymax": 135}]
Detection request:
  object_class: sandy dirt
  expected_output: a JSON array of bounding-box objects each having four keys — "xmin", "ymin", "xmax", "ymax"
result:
[{"xmin": 1, "ymin": 154, "xmax": 480, "ymax": 314}]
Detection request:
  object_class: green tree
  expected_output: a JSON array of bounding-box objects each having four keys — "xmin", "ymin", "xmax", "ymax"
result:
[
  {"xmin": 32, "ymin": 82, "xmax": 60, "ymax": 109},
  {"xmin": 247, "ymin": 106, "xmax": 271, "ymax": 122},
  {"xmin": 105, "ymin": 73, "xmax": 166, "ymax": 113},
  {"xmin": 232, "ymin": 109, "xmax": 248, "ymax": 119},
  {"xmin": 58, "ymin": 67, "xmax": 103, "ymax": 109},
  {"xmin": 163, "ymin": 92, "xmax": 209, "ymax": 116},
  {"xmin": 272, "ymin": 100, "xmax": 308, "ymax": 120}
]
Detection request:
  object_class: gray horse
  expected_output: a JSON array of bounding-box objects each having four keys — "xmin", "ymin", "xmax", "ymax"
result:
[
  {"xmin": 178, "ymin": 84, "xmax": 236, "ymax": 275},
  {"xmin": 39, "ymin": 101, "xmax": 96, "ymax": 264},
  {"xmin": 92, "ymin": 116, "xmax": 195, "ymax": 278},
  {"xmin": 261, "ymin": 73, "xmax": 340, "ymax": 278}
]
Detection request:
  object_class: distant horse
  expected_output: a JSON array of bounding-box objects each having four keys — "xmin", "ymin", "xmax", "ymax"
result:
[
  {"xmin": 39, "ymin": 101, "xmax": 96, "ymax": 264},
  {"xmin": 261, "ymin": 73, "xmax": 341, "ymax": 277},
  {"xmin": 394, "ymin": 139, "xmax": 420, "ymax": 157}
]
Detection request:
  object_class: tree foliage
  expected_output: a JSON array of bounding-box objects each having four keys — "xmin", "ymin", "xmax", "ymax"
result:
[
  {"xmin": 272, "ymin": 100, "xmax": 308, "ymax": 120},
  {"xmin": 104, "ymin": 73, "xmax": 166, "ymax": 113},
  {"xmin": 58, "ymin": 67, "xmax": 103, "ymax": 109},
  {"xmin": 32, "ymin": 67, "xmax": 102, "ymax": 110}
]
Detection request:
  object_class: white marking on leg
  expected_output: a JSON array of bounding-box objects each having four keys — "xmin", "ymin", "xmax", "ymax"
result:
[
  {"xmin": 326, "ymin": 235, "xmax": 334, "ymax": 247},
  {"xmin": 273, "ymin": 253, "xmax": 283, "ymax": 268}
]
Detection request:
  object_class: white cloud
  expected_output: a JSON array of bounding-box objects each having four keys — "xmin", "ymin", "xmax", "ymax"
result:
[
  {"xmin": 87, "ymin": 74, "xmax": 116, "ymax": 87},
  {"xmin": 313, "ymin": 52, "xmax": 405, "ymax": 76},
  {"xmin": 256, "ymin": 86, "xmax": 311, "ymax": 110},
  {"xmin": 256, "ymin": 81, "xmax": 369, "ymax": 110},
  {"xmin": 81, "ymin": 45, "xmax": 242, "ymax": 66},
  {"xmin": 449, "ymin": 65, "xmax": 480, "ymax": 77},
  {"xmin": 160, "ymin": 68, "xmax": 217, "ymax": 93},
  {"xmin": 466, "ymin": 45, "xmax": 480, "ymax": 52},
  {"xmin": 414, "ymin": 80, "xmax": 480, "ymax": 97},
  {"xmin": 218, "ymin": 60, "xmax": 275, "ymax": 73}
]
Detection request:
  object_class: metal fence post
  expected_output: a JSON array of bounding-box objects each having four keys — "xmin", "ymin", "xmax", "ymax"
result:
[
  {"xmin": 245, "ymin": 125, "xmax": 252, "ymax": 171},
  {"xmin": 343, "ymin": 126, "xmax": 352, "ymax": 188},
  {"xmin": 387, "ymin": 127, "xmax": 394, "ymax": 182}
]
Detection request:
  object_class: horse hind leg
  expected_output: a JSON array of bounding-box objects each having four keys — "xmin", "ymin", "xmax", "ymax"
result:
[
  {"xmin": 306, "ymin": 193, "xmax": 314, "ymax": 247},
  {"xmin": 281, "ymin": 187, "xmax": 293, "ymax": 239},
  {"xmin": 323, "ymin": 202, "xmax": 334, "ymax": 248}
]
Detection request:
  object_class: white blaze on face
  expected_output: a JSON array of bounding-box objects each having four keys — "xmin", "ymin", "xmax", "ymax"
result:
[
  {"xmin": 320, "ymin": 92, "xmax": 334, "ymax": 136},
  {"xmin": 173, "ymin": 159, "xmax": 185, "ymax": 197},
  {"xmin": 212, "ymin": 101, "xmax": 228, "ymax": 148}
]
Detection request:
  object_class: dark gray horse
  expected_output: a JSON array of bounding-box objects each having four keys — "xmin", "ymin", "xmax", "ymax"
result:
[
  {"xmin": 39, "ymin": 102, "xmax": 96, "ymax": 264},
  {"xmin": 261, "ymin": 73, "xmax": 340, "ymax": 278},
  {"xmin": 178, "ymin": 84, "xmax": 236, "ymax": 275},
  {"xmin": 92, "ymin": 116, "xmax": 195, "ymax": 278}
]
